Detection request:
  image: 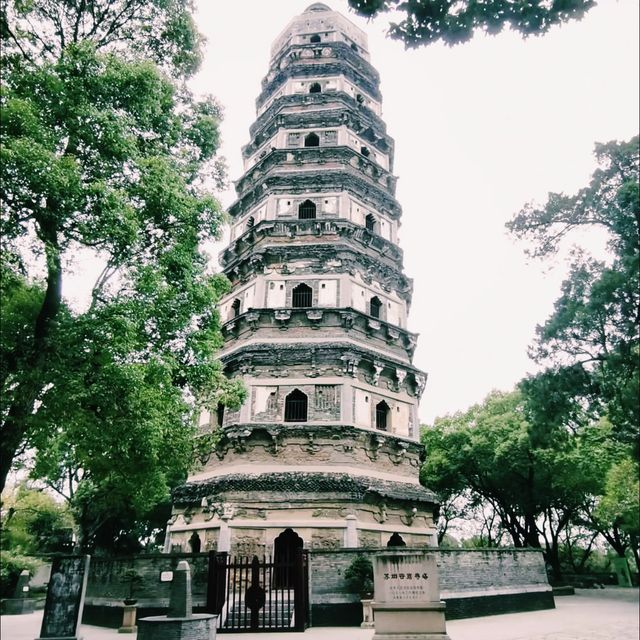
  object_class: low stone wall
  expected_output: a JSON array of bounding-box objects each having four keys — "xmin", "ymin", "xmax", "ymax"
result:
[
  {"xmin": 309, "ymin": 547, "xmax": 554, "ymax": 625},
  {"xmin": 81, "ymin": 547, "xmax": 553, "ymax": 627},
  {"xmin": 82, "ymin": 553, "xmax": 209, "ymax": 627}
]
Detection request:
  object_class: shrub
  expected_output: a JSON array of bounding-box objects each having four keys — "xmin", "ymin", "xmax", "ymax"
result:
[{"xmin": 344, "ymin": 555, "xmax": 374, "ymax": 598}]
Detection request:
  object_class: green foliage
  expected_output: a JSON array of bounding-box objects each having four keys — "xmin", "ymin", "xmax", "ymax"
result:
[
  {"xmin": 348, "ymin": 0, "xmax": 595, "ymax": 48},
  {"xmin": 344, "ymin": 555, "xmax": 374, "ymax": 598},
  {"xmin": 508, "ymin": 137, "xmax": 639, "ymax": 455},
  {"xmin": 0, "ymin": 0, "xmax": 245, "ymax": 549},
  {"xmin": 1, "ymin": 484, "xmax": 73, "ymax": 555},
  {"xmin": 421, "ymin": 390, "xmax": 617, "ymax": 577},
  {"xmin": 0, "ymin": 550, "xmax": 41, "ymax": 598},
  {"xmin": 595, "ymin": 458, "xmax": 640, "ymax": 540}
]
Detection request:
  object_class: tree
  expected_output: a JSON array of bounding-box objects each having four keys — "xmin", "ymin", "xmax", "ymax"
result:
[
  {"xmin": 1, "ymin": 483, "xmax": 73, "ymax": 555},
  {"xmin": 348, "ymin": 0, "xmax": 596, "ymax": 48},
  {"xmin": 0, "ymin": 0, "xmax": 245, "ymax": 534},
  {"xmin": 508, "ymin": 137, "xmax": 639, "ymax": 455},
  {"xmin": 593, "ymin": 457, "xmax": 640, "ymax": 573},
  {"xmin": 421, "ymin": 389, "xmax": 611, "ymax": 579}
]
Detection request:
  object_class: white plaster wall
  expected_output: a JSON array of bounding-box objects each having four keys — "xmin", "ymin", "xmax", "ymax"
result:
[
  {"xmin": 266, "ymin": 280, "xmax": 287, "ymax": 307},
  {"xmin": 354, "ymin": 388, "xmax": 371, "ymax": 427},
  {"xmin": 318, "ymin": 280, "xmax": 338, "ymax": 306},
  {"xmin": 392, "ymin": 402, "xmax": 410, "ymax": 437},
  {"xmin": 253, "ymin": 386, "xmax": 278, "ymax": 414},
  {"xmin": 351, "ymin": 283, "xmax": 367, "ymax": 312}
]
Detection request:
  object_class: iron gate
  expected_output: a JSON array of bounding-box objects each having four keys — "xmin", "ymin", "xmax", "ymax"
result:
[{"xmin": 207, "ymin": 551, "xmax": 309, "ymax": 632}]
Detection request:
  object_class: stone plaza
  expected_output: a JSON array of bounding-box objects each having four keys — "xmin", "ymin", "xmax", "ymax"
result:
[{"xmin": 2, "ymin": 589, "xmax": 638, "ymax": 640}]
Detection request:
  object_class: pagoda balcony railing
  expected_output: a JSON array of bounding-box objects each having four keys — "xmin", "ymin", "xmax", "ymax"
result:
[
  {"xmin": 220, "ymin": 306, "xmax": 418, "ymax": 360},
  {"xmin": 234, "ymin": 146, "xmax": 397, "ymax": 202},
  {"xmin": 220, "ymin": 218, "xmax": 403, "ymax": 269}
]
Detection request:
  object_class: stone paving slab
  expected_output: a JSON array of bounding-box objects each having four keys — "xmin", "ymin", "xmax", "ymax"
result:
[{"xmin": 1, "ymin": 588, "xmax": 638, "ymax": 640}]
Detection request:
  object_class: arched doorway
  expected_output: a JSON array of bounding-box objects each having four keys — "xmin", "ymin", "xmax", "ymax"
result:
[
  {"xmin": 273, "ymin": 528, "xmax": 304, "ymax": 588},
  {"xmin": 386, "ymin": 532, "xmax": 406, "ymax": 547},
  {"xmin": 189, "ymin": 531, "xmax": 202, "ymax": 553}
]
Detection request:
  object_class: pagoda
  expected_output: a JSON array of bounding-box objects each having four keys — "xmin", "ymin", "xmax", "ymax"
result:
[{"xmin": 170, "ymin": 3, "xmax": 438, "ymax": 558}]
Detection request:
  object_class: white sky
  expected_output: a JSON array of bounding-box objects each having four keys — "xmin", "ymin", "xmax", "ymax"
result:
[{"xmin": 187, "ymin": 0, "xmax": 638, "ymax": 424}]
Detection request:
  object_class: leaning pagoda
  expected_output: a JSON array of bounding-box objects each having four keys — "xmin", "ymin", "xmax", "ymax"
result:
[{"xmin": 170, "ymin": 2, "xmax": 438, "ymax": 557}]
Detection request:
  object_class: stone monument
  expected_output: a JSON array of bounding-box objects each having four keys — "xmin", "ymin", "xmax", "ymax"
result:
[
  {"xmin": 1, "ymin": 569, "xmax": 34, "ymax": 614},
  {"xmin": 137, "ymin": 560, "xmax": 217, "ymax": 640},
  {"xmin": 170, "ymin": 2, "xmax": 439, "ymax": 557},
  {"xmin": 372, "ymin": 550, "xmax": 449, "ymax": 640},
  {"xmin": 37, "ymin": 555, "xmax": 90, "ymax": 640}
]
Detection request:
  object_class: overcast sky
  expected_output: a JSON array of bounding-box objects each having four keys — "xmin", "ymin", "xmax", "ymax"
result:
[{"xmin": 189, "ymin": 0, "xmax": 639, "ymax": 424}]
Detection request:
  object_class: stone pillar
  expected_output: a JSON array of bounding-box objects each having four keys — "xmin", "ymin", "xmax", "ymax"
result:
[
  {"xmin": 167, "ymin": 561, "xmax": 192, "ymax": 618},
  {"xmin": 218, "ymin": 521, "xmax": 231, "ymax": 552},
  {"xmin": 138, "ymin": 560, "xmax": 217, "ymax": 640},
  {"xmin": 345, "ymin": 515, "xmax": 358, "ymax": 548}
]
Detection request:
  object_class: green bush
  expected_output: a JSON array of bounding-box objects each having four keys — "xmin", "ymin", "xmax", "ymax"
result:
[
  {"xmin": 344, "ymin": 555, "xmax": 374, "ymax": 598},
  {"xmin": 0, "ymin": 551, "xmax": 41, "ymax": 598}
]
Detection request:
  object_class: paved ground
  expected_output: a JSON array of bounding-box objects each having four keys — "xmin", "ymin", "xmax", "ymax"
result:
[{"xmin": 2, "ymin": 588, "xmax": 638, "ymax": 640}]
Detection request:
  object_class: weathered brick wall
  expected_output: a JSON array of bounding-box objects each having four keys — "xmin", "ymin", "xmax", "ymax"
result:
[
  {"xmin": 86, "ymin": 553, "xmax": 209, "ymax": 607},
  {"xmin": 82, "ymin": 547, "xmax": 552, "ymax": 627},
  {"xmin": 309, "ymin": 547, "xmax": 550, "ymax": 605}
]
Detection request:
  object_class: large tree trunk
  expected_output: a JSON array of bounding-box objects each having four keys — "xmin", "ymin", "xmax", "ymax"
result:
[{"xmin": 0, "ymin": 236, "xmax": 62, "ymax": 494}]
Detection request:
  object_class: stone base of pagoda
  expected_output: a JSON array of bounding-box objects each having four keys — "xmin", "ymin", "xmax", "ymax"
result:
[{"xmin": 168, "ymin": 471, "xmax": 437, "ymax": 554}]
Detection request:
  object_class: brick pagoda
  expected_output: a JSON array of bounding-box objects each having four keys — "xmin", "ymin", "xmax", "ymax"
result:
[{"xmin": 170, "ymin": 2, "xmax": 438, "ymax": 559}]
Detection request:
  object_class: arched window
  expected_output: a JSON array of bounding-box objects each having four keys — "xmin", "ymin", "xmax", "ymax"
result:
[
  {"xmin": 285, "ymin": 389, "xmax": 308, "ymax": 422},
  {"xmin": 304, "ymin": 132, "xmax": 320, "ymax": 147},
  {"xmin": 298, "ymin": 199, "xmax": 316, "ymax": 219},
  {"xmin": 246, "ymin": 216, "xmax": 255, "ymax": 229},
  {"xmin": 292, "ymin": 283, "xmax": 312, "ymax": 308},
  {"xmin": 356, "ymin": 93, "xmax": 365, "ymax": 104},
  {"xmin": 310, "ymin": 34, "xmax": 321, "ymax": 43},
  {"xmin": 386, "ymin": 532, "xmax": 406, "ymax": 547},
  {"xmin": 376, "ymin": 401, "xmax": 389, "ymax": 431},
  {"xmin": 309, "ymin": 82, "xmax": 322, "ymax": 94},
  {"xmin": 370, "ymin": 296, "xmax": 382, "ymax": 319},
  {"xmin": 360, "ymin": 145, "xmax": 370, "ymax": 157},
  {"xmin": 351, "ymin": 43, "xmax": 358, "ymax": 52},
  {"xmin": 231, "ymin": 298, "xmax": 241, "ymax": 318},
  {"xmin": 189, "ymin": 532, "xmax": 202, "ymax": 553},
  {"xmin": 365, "ymin": 213, "xmax": 376, "ymax": 232}
]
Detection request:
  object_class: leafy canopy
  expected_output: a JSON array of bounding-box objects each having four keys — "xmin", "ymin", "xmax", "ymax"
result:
[
  {"xmin": 508, "ymin": 136, "xmax": 639, "ymax": 454},
  {"xmin": 348, "ymin": 0, "xmax": 595, "ymax": 48},
  {"xmin": 0, "ymin": 0, "xmax": 245, "ymax": 548}
]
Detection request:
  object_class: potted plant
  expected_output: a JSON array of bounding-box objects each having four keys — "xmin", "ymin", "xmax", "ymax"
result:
[
  {"xmin": 344, "ymin": 555, "xmax": 374, "ymax": 628},
  {"xmin": 120, "ymin": 569, "xmax": 143, "ymax": 605}
]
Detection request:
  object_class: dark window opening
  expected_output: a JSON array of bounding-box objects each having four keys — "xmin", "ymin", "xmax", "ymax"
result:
[
  {"xmin": 304, "ymin": 132, "xmax": 320, "ymax": 147},
  {"xmin": 189, "ymin": 532, "xmax": 202, "ymax": 553},
  {"xmin": 285, "ymin": 389, "xmax": 308, "ymax": 422},
  {"xmin": 310, "ymin": 34, "xmax": 321, "ymax": 43},
  {"xmin": 356, "ymin": 93, "xmax": 365, "ymax": 104},
  {"xmin": 309, "ymin": 82, "xmax": 322, "ymax": 94},
  {"xmin": 351, "ymin": 43, "xmax": 358, "ymax": 52},
  {"xmin": 292, "ymin": 283, "xmax": 312, "ymax": 308},
  {"xmin": 246, "ymin": 216, "xmax": 255, "ymax": 228},
  {"xmin": 360, "ymin": 146, "xmax": 370, "ymax": 157},
  {"xmin": 386, "ymin": 532, "xmax": 406, "ymax": 547},
  {"xmin": 370, "ymin": 296, "xmax": 382, "ymax": 318},
  {"xmin": 376, "ymin": 400, "xmax": 389, "ymax": 431},
  {"xmin": 216, "ymin": 403, "xmax": 225, "ymax": 427},
  {"xmin": 298, "ymin": 199, "xmax": 317, "ymax": 219},
  {"xmin": 365, "ymin": 213, "xmax": 376, "ymax": 232},
  {"xmin": 231, "ymin": 298, "xmax": 241, "ymax": 318}
]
